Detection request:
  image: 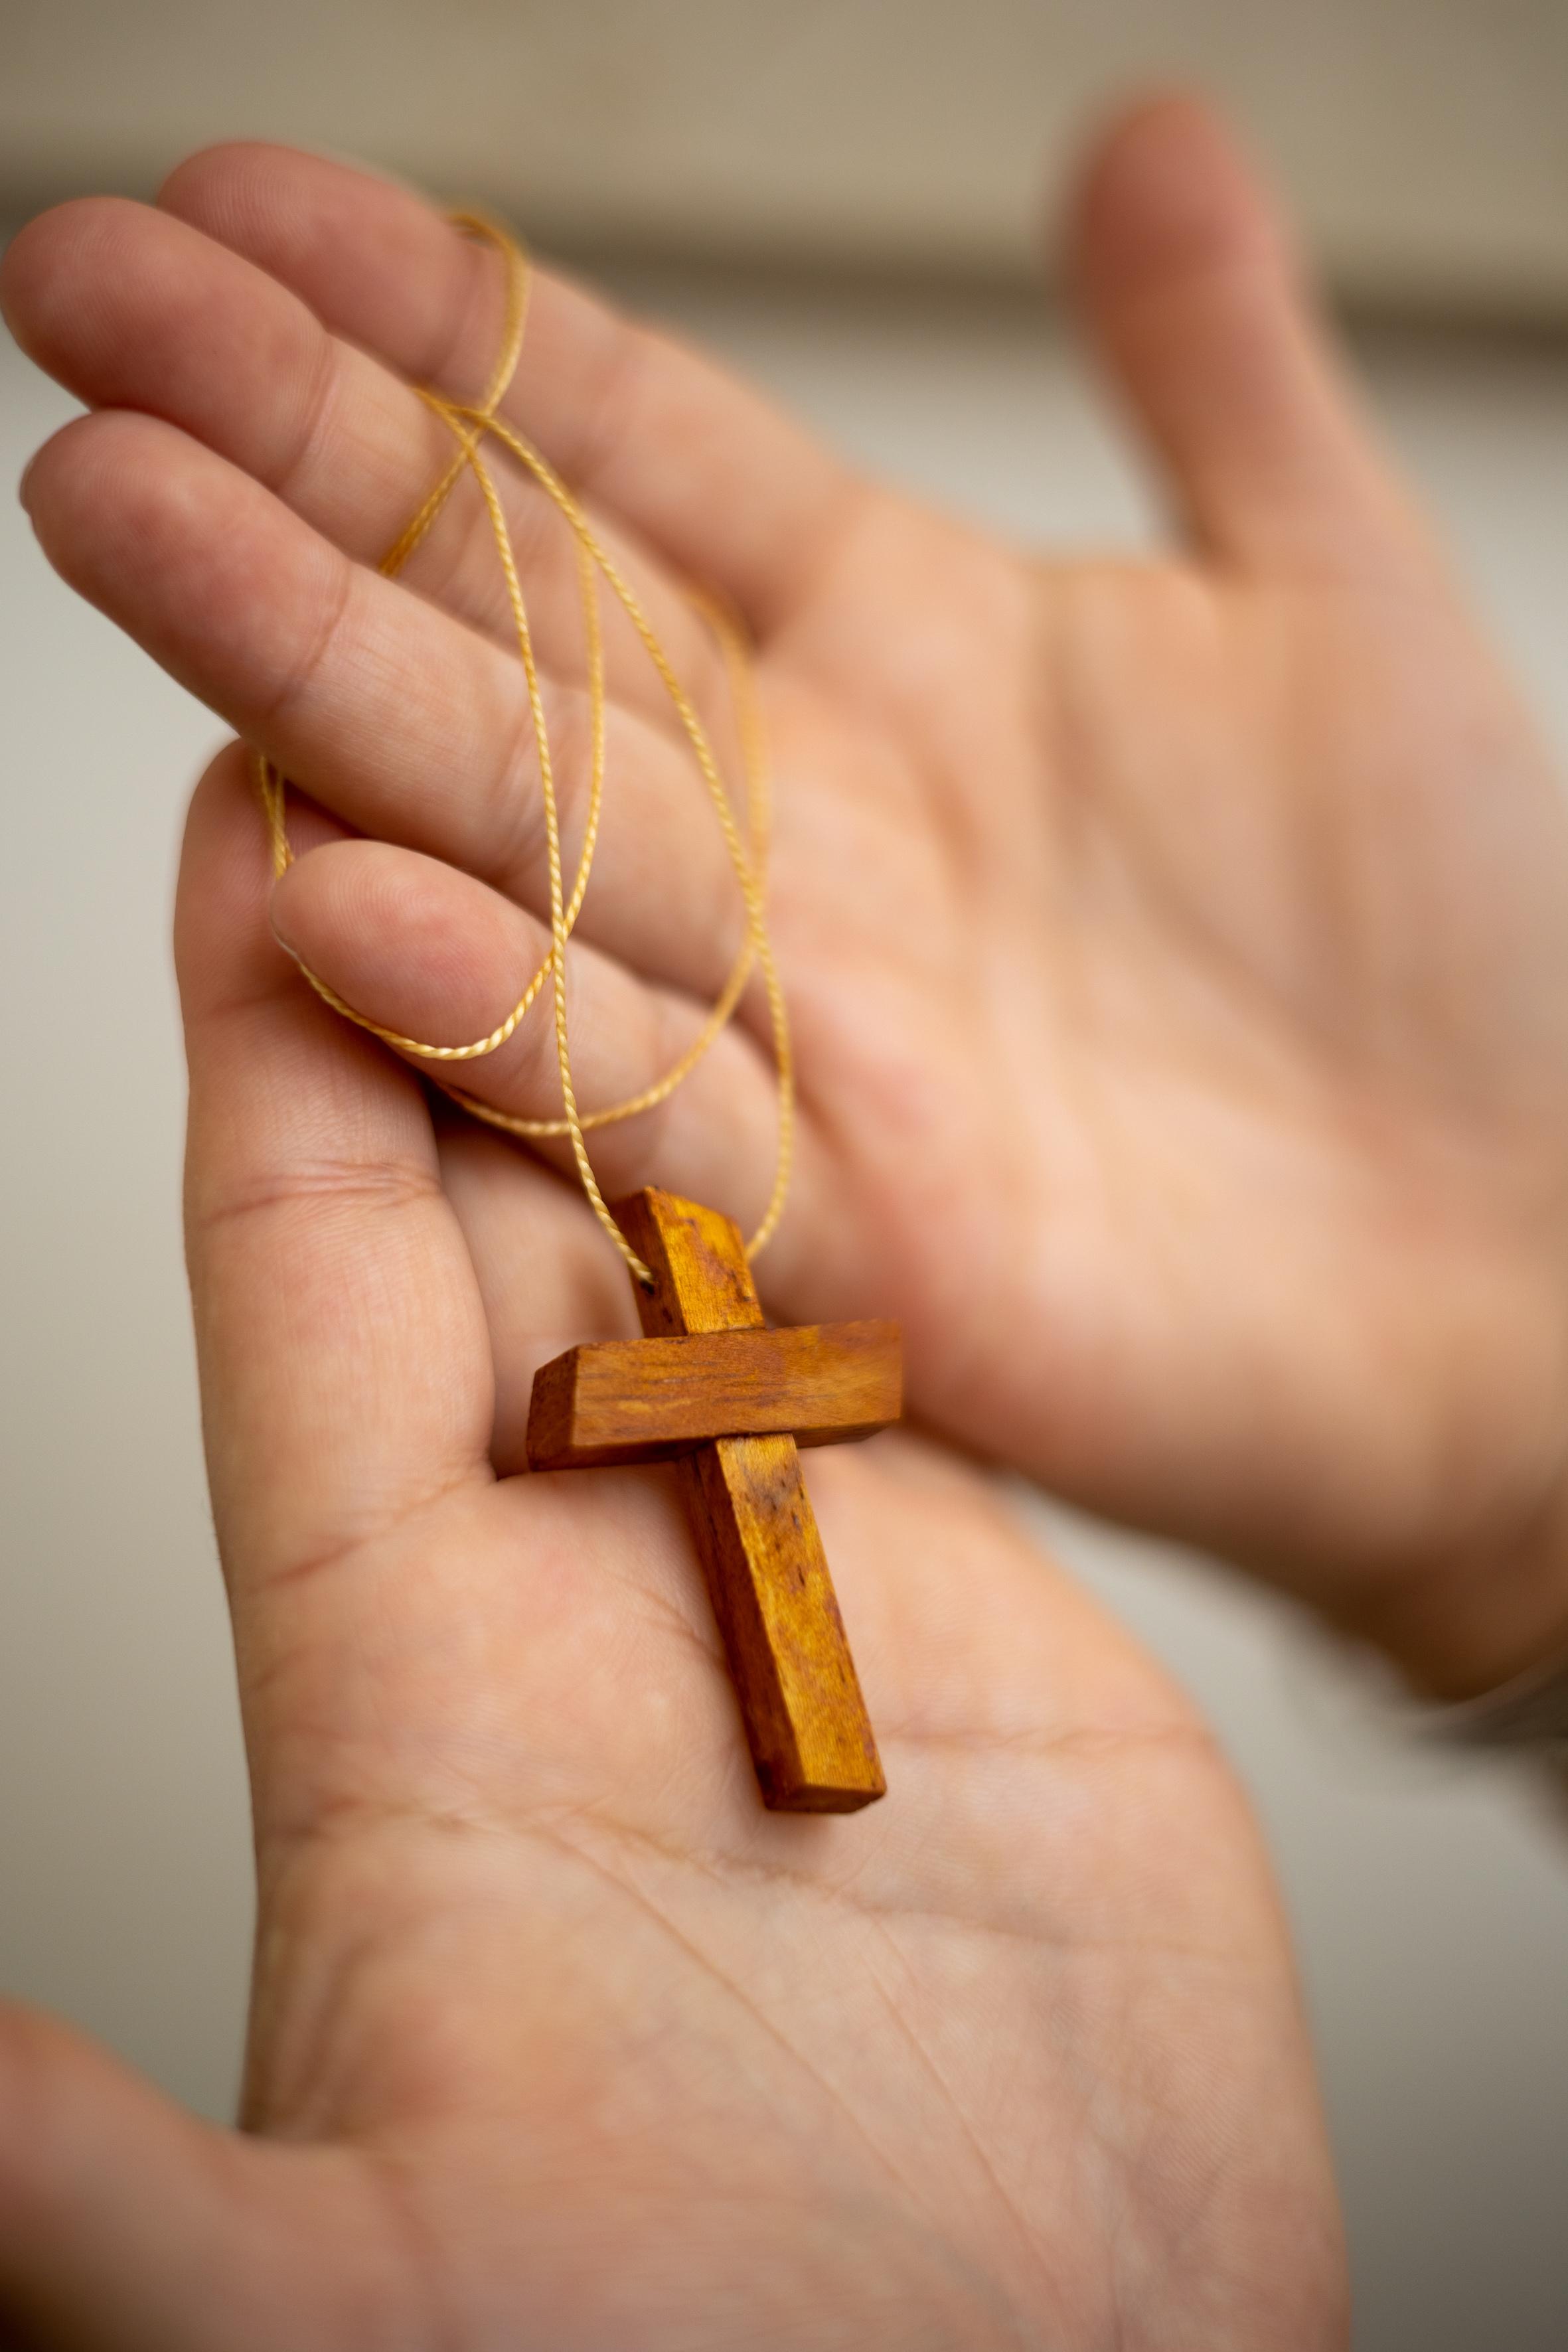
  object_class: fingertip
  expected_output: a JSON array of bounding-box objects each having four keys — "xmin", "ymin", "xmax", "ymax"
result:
[
  {"xmin": 158, "ymin": 143, "xmax": 362, "ymax": 339},
  {"xmin": 1, "ymin": 196, "xmax": 153, "ymax": 358},
  {"xmin": 1067, "ymin": 90, "xmax": 1293, "ymax": 319},
  {"xmin": 265, "ymin": 836, "xmax": 325, "ymax": 960},
  {"xmin": 179, "ymin": 753, "xmax": 348, "ymax": 1000},
  {"xmin": 13, "ymin": 408, "xmax": 113, "ymax": 544},
  {"xmin": 269, "ymin": 835, "xmax": 522, "ymax": 1028},
  {"xmin": 0, "ymin": 201, "xmax": 55, "ymax": 341},
  {"xmin": 158, "ymin": 138, "xmax": 293, "ymax": 226},
  {"xmin": 1, "ymin": 199, "xmax": 87, "ymax": 346},
  {"xmin": 159, "ymin": 139, "xmax": 404, "ymax": 291},
  {"xmin": 1058, "ymin": 89, "xmax": 1417, "ymax": 571},
  {"xmin": 157, "ymin": 137, "xmax": 252, "ymax": 209},
  {"xmin": 18, "ymin": 408, "xmax": 207, "ymax": 614}
]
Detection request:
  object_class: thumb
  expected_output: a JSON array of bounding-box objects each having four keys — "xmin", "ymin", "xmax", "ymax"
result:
[
  {"xmin": 0, "ymin": 2003, "xmax": 408, "ymax": 2349},
  {"xmin": 1066, "ymin": 92, "xmax": 1427, "ymax": 574}
]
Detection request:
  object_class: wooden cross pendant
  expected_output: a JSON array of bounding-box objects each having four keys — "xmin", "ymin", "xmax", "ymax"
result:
[{"xmin": 526, "ymin": 1188, "xmax": 898, "ymax": 1812}]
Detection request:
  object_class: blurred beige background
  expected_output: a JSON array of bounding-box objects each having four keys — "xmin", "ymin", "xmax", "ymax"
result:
[
  {"xmin": 5, "ymin": 0, "xmax": 1568, "ymax": 315},
  {"xmin": 3, "ymin": 5, "xmax": 1568, "ymax": 2348}
]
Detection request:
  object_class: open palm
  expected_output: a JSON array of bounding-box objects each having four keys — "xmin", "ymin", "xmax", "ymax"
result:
[
  {"xmin": 8, "ymin": 96, "xmax": 1568, "ymax": 1713},
  {"xmin": 0, "ymin": 750, "xmax": 1341, "ymax": 2347}
]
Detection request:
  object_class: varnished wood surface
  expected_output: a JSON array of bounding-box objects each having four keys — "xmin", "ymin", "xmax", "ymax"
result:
[
  {"xmin": 619, "ymin": 1189, "xmax": 767, "ymax": 1338},
  {"xmin": 525, "ymin": 1188, "xmax": 888, "ymax": 1812},
  {"xmin": 525, "ymin": 1319, "xmax": 902, "ymax": 1470},
  {"xmin": 681, "ymin": 1433, "xmax": 885, "ymax": 1810}
]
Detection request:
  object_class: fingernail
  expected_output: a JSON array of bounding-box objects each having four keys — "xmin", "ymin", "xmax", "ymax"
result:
[
  {"xmin": 267, "ymin": 893, "xmax": 299, "ymax": 957},
  {"xmin": 17, "ymin": 451, "xmax": 36, "ymax": 511}
]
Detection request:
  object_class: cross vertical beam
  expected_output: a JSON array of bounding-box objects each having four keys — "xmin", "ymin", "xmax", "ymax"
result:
[{"xmin": 612, "ymin": 1189, "xmax": 886, "ymax": 1813}]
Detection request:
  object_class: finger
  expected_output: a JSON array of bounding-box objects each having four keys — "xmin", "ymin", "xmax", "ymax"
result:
[
  {"xmin": 176, "ymin": 744, "xmax": 493, "ymax": 1624},
  {"xmin": 23, "ymin": 406, "xmax": 744, "ymax": 998},
  {"xmin": 1067, "ymin": 93, "xmax": 1431, "ymax": 573},
  {"xmin": 158, "ymin": 140, "xmax": 860, "ymax": 632},
  {"xmin": 1, "ymin": 194, "xmax": 732, "ymax": 747},
  {"xmin": 181, "ymin": 751, "xmax": 769, "ymax": 1856},
  {"xmin": 0, "ymin": 2001, "xmax": 413, "ymax": 2348},
  {"xmin": 270, "ymin": 834, "xmax": 790, "ymax": 1269}
]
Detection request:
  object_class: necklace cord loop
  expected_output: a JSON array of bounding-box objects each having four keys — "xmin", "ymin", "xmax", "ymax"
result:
[{"xmin": 255, "ymin": 215, "xmax": 794, "ymax": 1284}]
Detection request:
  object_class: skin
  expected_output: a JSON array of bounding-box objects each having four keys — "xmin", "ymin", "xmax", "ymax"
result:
[
  {"xmin": 7, "ymin": 100, "xmax": 1568, "ymax": 1699},
  {"xmin": 0, "ymin": 690, "xmax": 1346, "ymax": 2345},
  {"xmin": 1, "ymin": 86, "xmax": 1557, "ymax": 2343}
]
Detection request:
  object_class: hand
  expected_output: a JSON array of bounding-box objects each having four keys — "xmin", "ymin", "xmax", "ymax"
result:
[
  {"xmin": 0, "ymin": 762, "xmax": 1340, "ymax": 2349},
  {"xmin": 7, "ymin": 98, "xmax": 1568, "ymax": 1697}
]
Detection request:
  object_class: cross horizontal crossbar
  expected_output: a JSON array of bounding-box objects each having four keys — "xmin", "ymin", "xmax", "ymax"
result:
[
  {"xmin": 526, "ymin": 1320, "xmax": 902, "ymax": 1472},
  {"xmin": 524, "ymin": 1188, "xmax": 891, "ymax": 1811}
]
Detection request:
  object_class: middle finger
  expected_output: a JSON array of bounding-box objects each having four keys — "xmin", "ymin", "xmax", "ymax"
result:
[{"xmin": 2, "ymin": 195, "xmax": 740, "ymax": 763}]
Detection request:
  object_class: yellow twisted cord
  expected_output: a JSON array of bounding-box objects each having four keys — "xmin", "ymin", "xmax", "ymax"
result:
[{"xmin": 255, "ymin": 215, "xmax": 793, "ymax": 1282}]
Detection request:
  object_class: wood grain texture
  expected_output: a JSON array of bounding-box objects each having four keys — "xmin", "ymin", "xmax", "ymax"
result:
[
  {"xmin": 526, "ymin": 1320, "xmax": 902, "ymax": 1470},
  {"xmin": 620, "ymin": 1190, "xmax": 765, "ymax": 1338},
  {"xmin": 680, "ymin": 1432, "xmax": 886, "ymax": 1811},
  {"xmin": 554, "ymin": 1188, "xmax": 888, "ymax": 1812}
]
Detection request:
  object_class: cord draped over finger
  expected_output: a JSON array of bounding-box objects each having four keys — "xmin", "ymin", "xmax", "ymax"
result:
[{"xmin": 157, "ymin": 139, "xmax": 860, "ymax": 633}]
